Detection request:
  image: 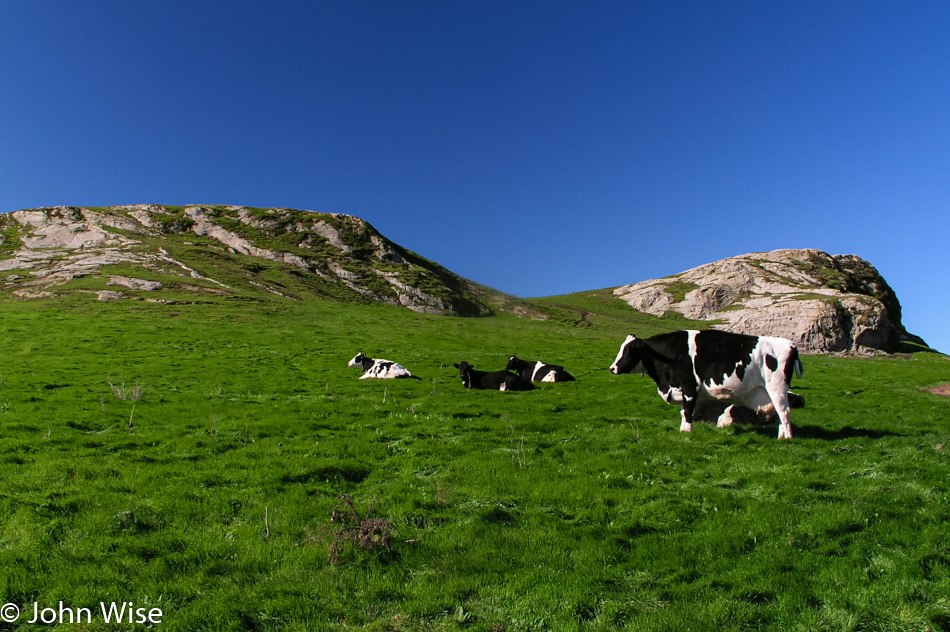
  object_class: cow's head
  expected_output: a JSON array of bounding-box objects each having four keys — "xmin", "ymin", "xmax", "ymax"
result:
[
  {"xmin": 609, "ymin": 335, "xmax": 646, "ymax": 375},
  {"xmin": 453, "ymin": 362, "xmax": 473, "ymax": 389},
  {"xmin": 505, "ymin": 356, "xmax": 522, "ymax": 371},
  {"xmin": 348, "ymin": 353, "xmax": 374, "ymax": 370}
]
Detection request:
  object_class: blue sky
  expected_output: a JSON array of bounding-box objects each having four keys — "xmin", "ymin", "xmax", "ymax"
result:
[{"xmin": 2, "ymin": 1, "xmax": 948, "ymax": 353}]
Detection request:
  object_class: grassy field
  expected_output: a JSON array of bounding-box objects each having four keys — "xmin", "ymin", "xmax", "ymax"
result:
[{"xmin": 0, "ymin": 293, "xmax": 948, "ymax": 631}]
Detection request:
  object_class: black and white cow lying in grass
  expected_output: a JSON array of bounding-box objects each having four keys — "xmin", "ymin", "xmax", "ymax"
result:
[
  {"xmin": 693, "ymin": 391, "xmax": 805, "ymax": 425},
  {"xmin": 348, "ymin": 353, "xmax": 414, "ymax": 379},
  {"xmin": 453, "ymin": 361, "xmax": 535, "ymax": 391},
  {"xmin": 505, "ymin": 356, "xmax": 576, "ymax": 383},
  {"xmin": 609, "ymin": 330, "xmax": 803, "ymax": 439}
]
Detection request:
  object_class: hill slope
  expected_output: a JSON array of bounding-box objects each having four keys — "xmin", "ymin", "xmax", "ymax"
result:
[{"xmin": 0, "ymin": 205, "xmax": 506, "ymax": 315}]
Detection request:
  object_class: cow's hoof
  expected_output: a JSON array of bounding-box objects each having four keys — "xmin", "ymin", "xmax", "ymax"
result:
[{"xmin": 716, "ymin": 406, "xmax": 735, "ymax": 428}]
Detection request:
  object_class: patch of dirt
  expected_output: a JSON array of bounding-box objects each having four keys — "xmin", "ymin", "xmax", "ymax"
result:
[
  {"xmin": 550, "ymin": 303, "xmax": 602, "ymax": 327},
  {"xmin": 924, "ymin": 384, "xmax": 950, "ymax": 397},
  {"xmin": 510, "ymin": 305, "xmax": 548, "ymax": 321}
]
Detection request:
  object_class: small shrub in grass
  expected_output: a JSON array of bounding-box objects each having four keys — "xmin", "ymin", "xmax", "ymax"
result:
[
  {"xmin": 108, "ymin": 377, "xmax": 143, "ymax": 402},
  {"xmin": 328, "ymin": 494, "xmax": 393, "ymax": 564},
  {"xmin": 108, "ymin": 377, "xmax": 144, "ymax": 431}
]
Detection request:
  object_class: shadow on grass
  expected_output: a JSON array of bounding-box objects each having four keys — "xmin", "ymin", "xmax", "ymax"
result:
[{"xmin": 735, "ymin": 423, "xmax": 902, "ymax": 440}]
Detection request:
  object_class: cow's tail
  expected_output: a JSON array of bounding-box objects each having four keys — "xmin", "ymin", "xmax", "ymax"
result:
[{"xmin": 786, "ymin": 346, "xmax": 804, "ymax": 383}]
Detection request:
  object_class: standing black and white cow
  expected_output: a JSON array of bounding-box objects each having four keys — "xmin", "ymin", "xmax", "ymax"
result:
[
  {"xmin": 347, "ymin": 353, "xmax": 413, "ymax": 379},
  {"xmin": 609, "ymin": 330, "xmax": 803, "ymax": 439},
  {"xmin": 453, "ymin": 361, "xmax": 535, "ymax": 391},
  {"xmin": 505, "ymin": 356, "xmax": 576, "ymax": 383}
]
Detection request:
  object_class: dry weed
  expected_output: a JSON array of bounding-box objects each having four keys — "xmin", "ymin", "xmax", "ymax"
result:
[{"xmin": 328, "ymin": 494, "xmax": 392, "ymax": 563}]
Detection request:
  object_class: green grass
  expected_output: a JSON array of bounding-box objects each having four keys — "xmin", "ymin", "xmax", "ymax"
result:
[
  {"xmin": 0, "ymin": 222, "xmax": 25, "ymax": 258},
  {"xmin": 0, "ymin": 295, "xmax": 948, "ymax": 631},
  {"xmin": 530, "ymin": 288, "xmax": 701, "ymax": 335},
  {"xmin": 661, "ymin": 281, "xmax": 700, "ymax": 303}
]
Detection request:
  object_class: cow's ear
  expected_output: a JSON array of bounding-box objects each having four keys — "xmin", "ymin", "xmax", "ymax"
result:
[{"xmin": 453, "ymin": 363, "xmax": 460, "ymax": 368}]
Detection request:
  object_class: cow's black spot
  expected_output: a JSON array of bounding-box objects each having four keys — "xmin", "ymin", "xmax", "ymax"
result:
[
  {"xmin": 765, "ymin": 354, "xmax": 778, "ymax": 372},
  {"xmin": 694, "ymin": 330, "xmax": 758, "ymax": 386},
  {"xmin": 784, "ymin": 348, "xmax": 801, "ymax": 384}
]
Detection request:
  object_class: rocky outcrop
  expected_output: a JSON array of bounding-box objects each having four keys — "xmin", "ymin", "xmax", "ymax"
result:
[
  {"xmin": 0, "ymin": 205, "xmax": 498, "ymax": 316},
  {"xmin": 108, "ymin": 276, "xmax": 163, "ymax": 291},
  {"xmin": 614, "ymin": 249, "xmax": 926, "ymax": 354},
  {"xmin": 0, "ymin": 207, "xmax": 224, "ymax": 290}
]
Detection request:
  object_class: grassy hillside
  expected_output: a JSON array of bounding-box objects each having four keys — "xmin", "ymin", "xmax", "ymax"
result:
[
  {"xmin": 1, "ymin": 295, "xmax": 949, "ymax": 631},
  {"xmin": 0, "ymin": 205, "xmax": 508, "ymax": 316}
]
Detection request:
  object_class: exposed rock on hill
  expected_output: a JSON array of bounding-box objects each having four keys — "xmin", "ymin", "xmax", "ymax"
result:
[
  {"xmin": 614, "ymin": 249, "xmax": 926, "ymax": 354},
  {"xmin": 0, "ymin": 205, "xmax": 501, "ymax": 315}
]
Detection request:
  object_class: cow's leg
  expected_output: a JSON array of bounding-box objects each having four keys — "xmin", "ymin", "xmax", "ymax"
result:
[
  {"xmin": 776, "ymin": 404, "xmax": 793, "ymax": 439},
  {"xmin": 680, "ymin": 396, "xmax": 697, "ymax": 432},
  {"xmin": 679, "ymin": 409, "xmax": 691, "ymax": 432},
  {"xmin": 716, "ymin": 404, "xmax": 736, "ymax": 428},
  {"xmin": 765, "ymin": 383, "xmax": 794, "ymax": 439}
]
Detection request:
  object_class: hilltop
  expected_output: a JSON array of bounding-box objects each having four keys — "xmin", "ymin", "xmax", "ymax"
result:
[
  {"xmin": 0, "ymin": 205, "xmax": 510, "ymax": 316},
  {"xmin": 613, "ymin": 248, "xmax": 928, "ymax": 354}
]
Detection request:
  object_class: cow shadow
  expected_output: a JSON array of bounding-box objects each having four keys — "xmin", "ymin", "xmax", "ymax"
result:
[{"xmin": 733, "ymin": 423, "xmax": 902, "ymax": 441}]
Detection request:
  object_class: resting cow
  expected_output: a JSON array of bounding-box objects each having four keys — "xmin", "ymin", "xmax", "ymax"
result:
[
  {"xmin": 609, "ymin": 330, "xmax": 803, "ymax": 439},
  {"xmin": 347, "ymin": 353, "xmax": 413, "ymax": 379},
  {"xmin": 505, "ymin": 356, "xmax": 576, "ymax": 383},
  {"xmin": 453, "ymin": 361, "xmax": 535, "ymax": 391},
  {"xmin": 694, "ymin": 391, "xmax": 805, "ymax": 425}
]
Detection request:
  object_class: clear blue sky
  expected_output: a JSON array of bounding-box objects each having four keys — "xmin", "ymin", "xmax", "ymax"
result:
[{"xmin": 2, "ymin": 1, "xmax": 948, "ymax": 353}]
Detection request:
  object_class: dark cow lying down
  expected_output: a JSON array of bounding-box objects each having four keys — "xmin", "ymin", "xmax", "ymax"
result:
[
  {"xmin": 506, "ymin": 356, "xmax": 576, "ymax": 383},
  {"xmin": 348, "ymin": 353, "xmax": 413, "ymax": 379},
  {"xmin": 454, "ymin": 361, "xmax": 534, "ymax": 391},
  {"xmin": 609, "ymin": 330, "xmax": 803, "ymax": 439}
]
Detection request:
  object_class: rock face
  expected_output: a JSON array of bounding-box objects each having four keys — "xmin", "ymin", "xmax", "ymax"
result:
[
  {"xmin": 0, "ymin": 205, "xmax": 499, "ymax": 316},
  {"xmin": 614, "ymin": 249, "xmax": 926, "ymax": 354}
]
